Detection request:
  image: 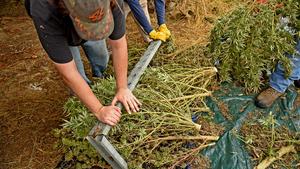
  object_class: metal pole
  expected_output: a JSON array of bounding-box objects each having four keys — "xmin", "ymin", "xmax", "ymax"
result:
[{"xmin": 87, "ymin": 40, "xmax": 162, "ymax": 169}]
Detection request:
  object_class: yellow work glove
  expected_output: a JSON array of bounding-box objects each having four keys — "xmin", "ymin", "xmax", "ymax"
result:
[
  {"xmin": 149, "ymin": 30, "xmax": 167, "ymax": 42},
  {"xmin": 158, "ymin": 24, "xmax": 171, "ymax": 39}
]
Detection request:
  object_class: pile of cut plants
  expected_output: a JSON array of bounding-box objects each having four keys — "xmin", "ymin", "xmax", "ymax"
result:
[
  {"xmin": 208, "ymin": 0, "xmax": 300, "ymax": 93},
  {"xmin": 54, "ymin": 64, "xmax": 222, "ymax": 169},
  {"xmin": 206, "ymin": 1, "xmax": 300, "ymax": 167}
]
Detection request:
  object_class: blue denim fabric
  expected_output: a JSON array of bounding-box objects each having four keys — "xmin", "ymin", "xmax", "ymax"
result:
[
  {"xmin": 69, "ymin": 46, "xmax": 92, "ymax": 84},
  {"xmin": 270, "ymin": 39, "xmax": 300, "ymax": 93},
  {"xmin": 154, "ymin": 0, "xmax": 165, "ymax": 25},
  {"xmin": 125, "ymin": 0, "xmax": 153, "ymax": 33},
  {"xmin": 125, "ymin": 0, "xmax": 166, "ymax": 34},
  {"xmin": 82, "ymin": 40, "xmax": 109, "ymax": 78},
  {"xmin": 69, "ymin": 40, "xmax": 109, "ymax": 84}
]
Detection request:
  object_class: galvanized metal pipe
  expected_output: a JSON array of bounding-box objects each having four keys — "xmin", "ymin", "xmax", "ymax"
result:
[{"xmin": 87, "ymin": 40, "xmax": 162, "ymax": 169}]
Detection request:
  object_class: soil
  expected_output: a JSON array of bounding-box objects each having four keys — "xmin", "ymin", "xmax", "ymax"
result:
[
  {"xmin": 0, "ymin": 18, "xmax": 63, "ymax": 169},
  {"xmin": 216, "ymin": 101, "xmax": 233, "ymax": 121},
  {"xmin": 0, "ymin": 16, "xmax": 70, "ymax": 168},
  {"xmin": 196, "ymin": 114, "xmax": 225, "ymax": 137}
]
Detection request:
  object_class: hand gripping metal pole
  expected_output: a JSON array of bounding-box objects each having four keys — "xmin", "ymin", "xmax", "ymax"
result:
[{"xmin": 87, "ymin": 40, "xmax": 162, "ymax": 169}]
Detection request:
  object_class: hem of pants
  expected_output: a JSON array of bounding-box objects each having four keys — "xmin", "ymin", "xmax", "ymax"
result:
[{"xmin": 269, "ymin": 83, "xmax": 286, "ymax": 93}]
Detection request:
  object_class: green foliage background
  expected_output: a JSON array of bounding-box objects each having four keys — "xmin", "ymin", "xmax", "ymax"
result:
[{"xmin": 208, "ymin": 0, "xmax": 300, "ymax": 93}]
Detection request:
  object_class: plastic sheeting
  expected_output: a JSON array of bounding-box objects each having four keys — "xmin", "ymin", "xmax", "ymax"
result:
[{"xmin": 199, "ymin": 83, "xmax": 299, "ymax": 169}]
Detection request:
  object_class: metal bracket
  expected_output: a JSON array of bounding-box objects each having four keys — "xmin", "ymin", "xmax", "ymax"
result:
[
  {"xmin": 86, "ymin": 135, "xmax": 128, "ymax": 169},
  {"xmin": 87, "ymin": 40, "xmax": 162, "ymax": 169}
]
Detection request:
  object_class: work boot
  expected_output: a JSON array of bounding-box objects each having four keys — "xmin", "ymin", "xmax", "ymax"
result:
[
  {"xmin": 294, "ymin": 79, "xmax": 300, "ymax": 88},
  {"xmin": 255, "ymin": 87, "xmax": 283, "ymax": 108}
]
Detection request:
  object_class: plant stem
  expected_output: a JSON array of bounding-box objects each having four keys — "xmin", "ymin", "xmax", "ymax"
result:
[
  {"xmin": 169, "ymin": 142, "xmax": 216, "ymax": 169},
  {"xmin": 145, "ymin": 135, "xmax": 219, "ymax": 144},
  {"xmin": 255, "ymin": 145, "xmax": 296, "ymax": 169},
  {"xmin": 164, "ymin": 92, "xmax": 212, "ymax": 102}
]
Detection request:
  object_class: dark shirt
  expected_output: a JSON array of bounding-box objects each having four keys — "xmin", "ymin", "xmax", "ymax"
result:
[{"xmin": 25, "ymin": 0, "xmax": 125, "ymax": 63}]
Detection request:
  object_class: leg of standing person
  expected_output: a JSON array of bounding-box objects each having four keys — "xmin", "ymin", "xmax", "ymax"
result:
[
  {"xmin": 138, "ymin": 0, "xmax": 152, "ymax": 42},
  {"xmin": 155, "ymin": 0, "xmax": 171, "ymax": 38},
  {"xmin": 69, "ymin": 46, "xmax": 92, "ymax": 85},
  {"xmin": 154, "ymin": 0, "xmax": 166, "ymax": 26},
  {"xmin": 125, "ymin": 0, "xmax": 167, "ymax": 41},
  {"xmin": 82, "ymin": 40, "xmax": 109, "ymax": 78},
  {"xmin": 125, "ymin": 0, "xmax": 150, "ymax": 24},
  {"xmin": 255, "ymin": 39, "xmax": 300, "ymax": 108},
  {"xmin": 124, "ymin": 0, "xmax": 153, "ymax": 34},
  {"xmin": 124, "ymin": 0, "xmax": 152, "ymax": 42},
  {"xmin": 140, "ymin": 0, "xmax": 150, "ymax": 23},
  {"xmin": 124, "ymin": 1, "xmax": 131, "ymax": 18}
]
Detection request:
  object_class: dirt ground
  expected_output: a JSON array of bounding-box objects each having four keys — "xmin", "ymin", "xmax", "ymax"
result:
[
  {"xmin": 0, "ymin": 1, "xmax": 232, "ymax": 168},
  {"xmin": 0, "ymin": 16, "xmax": 69, "ymax": 168}
]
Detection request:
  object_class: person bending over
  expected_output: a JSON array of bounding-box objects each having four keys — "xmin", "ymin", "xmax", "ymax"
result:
[{"xmin": 25, "ymin": 0, "xmax": 141, "ymax": 125}]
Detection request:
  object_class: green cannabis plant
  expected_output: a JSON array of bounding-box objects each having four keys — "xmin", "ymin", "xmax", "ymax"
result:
[
  {"xmin": 54, "ymin": 65, "xmax": 220, "ymax": 169},
  {"xmin": 208, "ymin": 0, "xmax": 300, "ymax": 93}
]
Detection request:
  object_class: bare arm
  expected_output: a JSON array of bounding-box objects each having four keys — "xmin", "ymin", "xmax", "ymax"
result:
[
  {"xmin": 109, "ymin": 35, "xmax": 141, "ymax": 113},
  {"xmin": 109, "ymin": 35, "xmax": 128, "ymax": 90},
  {"xmin": 54, "ymin": 60, "xmax": 121, "ymax": 126}
]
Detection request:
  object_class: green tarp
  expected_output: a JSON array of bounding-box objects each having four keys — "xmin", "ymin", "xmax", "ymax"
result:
[{"xmin": 200, "ymin": 83, "xmax": 299, "ymax": 169}]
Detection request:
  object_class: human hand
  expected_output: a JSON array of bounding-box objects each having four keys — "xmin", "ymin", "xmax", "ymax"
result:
[
  {"xmin": 94, "ymin": 106, "xmax": 121, "ymax": 126},
  {"xmin": 111, "ymin": 88, "xmax": 142, "ymax": 114}
]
